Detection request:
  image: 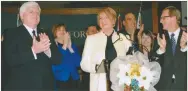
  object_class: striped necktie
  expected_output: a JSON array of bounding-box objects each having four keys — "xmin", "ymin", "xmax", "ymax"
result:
[{"xmin": 171, "ymin": 33, "xmax": 176, "ymax": 55}]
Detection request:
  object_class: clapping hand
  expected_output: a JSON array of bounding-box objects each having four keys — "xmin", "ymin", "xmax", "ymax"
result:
[
  {"xmin": 137, "ymin": 24, "xmax": 144, "ymax": 44},
  {"xmin": 67, "ymin": 33, "xmax": 74, "ymax": 53},
  {"xmin": 62, "ymin": 32, "xmax": 69, "ymax": 50},
  {"xmin": 32, "ymin": 33, "xmax": 51, "ymax": 54},
  {"xmin": 67, "ymin": 33, "xmax": 72, "ymax": 49},
  {"xmin": 157, "ymin": 34, "xmax": 166, "ymax": 52},
  {"xmin": 180, "ymin": 31, "xmax": 187, "ymax": 49},
  {"xmin": 39, "ymin": 33, "xmax": 51, "ymax": 51}
]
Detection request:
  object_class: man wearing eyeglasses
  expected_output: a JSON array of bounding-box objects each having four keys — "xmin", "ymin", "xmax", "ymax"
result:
[{"xmin": 155, "ymin": 6, "xmax": 187, "ymax": 91}]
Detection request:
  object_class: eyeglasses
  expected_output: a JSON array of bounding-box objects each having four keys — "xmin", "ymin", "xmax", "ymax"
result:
[{"xmin": 160, "ymin": 16, "xmax": 171, "ymax": 20}]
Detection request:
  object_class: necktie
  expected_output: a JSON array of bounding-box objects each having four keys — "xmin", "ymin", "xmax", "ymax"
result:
[
  {"xmin": 32, "ymin": 30, "xmax": 37, "ymax": 37},
  {"xmin": 105, "ymin": 36, "xmax": 117, "ymax": 64},
  {"xmin": 171, "ymin": 33, "xmax": 176, "ymax": 55},
  {"xmin": 32, "ymin": 30, "xmax": 39, "ymax": 41}
]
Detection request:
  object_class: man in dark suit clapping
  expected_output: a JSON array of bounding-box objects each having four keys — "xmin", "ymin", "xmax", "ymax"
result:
[
  {"xmin": 156, "ymin": 6, "xmax": 187, "ymax": 91},
  {"xmin": 2, "ymin": 1, "xmax": 61, "ymax": 91}
]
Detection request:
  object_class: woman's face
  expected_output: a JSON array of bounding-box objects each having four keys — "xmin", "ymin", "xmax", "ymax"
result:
[
  {"xmin": 141, "ymin": 33, "xmax": 152, "ymax": 48},
  {"xmin": 56, "ymin": 26, "xmax": 66, "ymax": 38},
  {"xmin": 99, "ymin": 12, "xmax": 114, "ymax": 29}
]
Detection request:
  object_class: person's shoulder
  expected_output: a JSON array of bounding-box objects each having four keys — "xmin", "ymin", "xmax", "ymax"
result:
[
  {"xmin": 86, "ymin": 31, "xmax": 103, "ymax": 40},
  {"xmin": 119, "ymin": 32, "xmax": 130, "ymax": 40},
  {"xmin": 4, "ymin": 26, "xmax": 22, "ymax": 35}
]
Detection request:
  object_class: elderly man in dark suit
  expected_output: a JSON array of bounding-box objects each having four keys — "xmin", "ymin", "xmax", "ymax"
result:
[
  {"xmin": 2, "ymin": 1, "xmax": 61, "ymax": 91},
  {"xmin": 156, "ymin": 6, "xmax": 187, "ymax": 91}
]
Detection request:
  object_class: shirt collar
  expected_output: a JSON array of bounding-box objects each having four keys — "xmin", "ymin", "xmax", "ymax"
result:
[
  {"xmin": 23, "ymin": 24, "xmax": 37, "ymax": 36},
  {"xmin": 168, "ymin": 27, "xmax": 180, "ymax": 40},
  {"xmin": 102, "ymin": 30, "xmax": 115, "ymax": 37}
]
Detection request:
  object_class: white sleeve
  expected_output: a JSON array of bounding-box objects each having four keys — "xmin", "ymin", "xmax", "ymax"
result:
[
  {"xmin": 180, "ymin": 46, "xmax": 187, "ymax": 52},
  {"xmin": 156, "ymin": 48, "xmax": 165, "ymax": 55},
  {"xmin": 80, "ymin": 36, "xmax": 96, "ymax": 73},
  {"xmin": 44, "ymin": 49, "xmax": 51, "ymax": 58},
  {"xmin": 31, "ymin": 47, "xmax": 37, "ymax": 59}
]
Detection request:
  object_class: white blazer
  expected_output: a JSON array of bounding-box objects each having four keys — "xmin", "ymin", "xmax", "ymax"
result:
[{"xmin": 80, "ymin": 31, "xmax": 131, "ymax": 91}]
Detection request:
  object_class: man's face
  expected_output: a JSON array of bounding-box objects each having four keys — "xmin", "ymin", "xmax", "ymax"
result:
[
  {"xmin": 160, "ymin": 9, "xmax": 173, "ymax": 31},
  {"xmin": 21, "ymin": 6, "xmax": 40, "ymax": 28},
  {"xmin": 123, "ymin": 13, "xmax": 136, "ymax": 33},
  {"xmin": 86, "ymin": 26, "xmax": 98, "ymax": 35}
]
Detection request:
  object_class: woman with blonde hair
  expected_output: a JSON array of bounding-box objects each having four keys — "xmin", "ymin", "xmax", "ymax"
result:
[{"xmin": 80, "ymin": 7, "xmax": 131, "ymax": 91}]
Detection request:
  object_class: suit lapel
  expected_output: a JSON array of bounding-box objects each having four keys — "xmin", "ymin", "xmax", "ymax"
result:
[
  {"xmin": 19, "ymin": 25, "xmax": 33, "ymax": 45},
  {"xmin": 112, "ymin": 31, "xmax": 119, "ymax": 43},
  {"xmin": 165, "ymin": 31, "xmax": 174, "ymax": 56},
  {"xmin": 175, "ymin": 29, "xmax": 183, "ymax": 54}
]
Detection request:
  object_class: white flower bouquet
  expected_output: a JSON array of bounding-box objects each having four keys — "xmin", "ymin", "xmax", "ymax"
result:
[{"xmin": 110, "ymin": 51, "xmax": 161, "ymax": 91}]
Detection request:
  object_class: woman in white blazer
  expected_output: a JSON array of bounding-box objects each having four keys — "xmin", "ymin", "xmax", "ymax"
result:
[{"xmin": 80, "ymin": 7, "xmax": 131, "ymax": 91}]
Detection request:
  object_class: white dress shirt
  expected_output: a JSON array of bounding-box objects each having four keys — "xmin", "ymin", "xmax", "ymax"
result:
[
  {"xmin": 156, "ymin": 28, "xmax": 187, "ymax": 79},
  {"xmin": 157, "ymin": 28, "xmax": 187, "ymax": 54},
  {"xmin": 23, "ymin": 24, "xmax": 51, "ymax": 59},
  {"xmin": 23, "ymin": 24, "xmax": 38, "ymax": 59}
]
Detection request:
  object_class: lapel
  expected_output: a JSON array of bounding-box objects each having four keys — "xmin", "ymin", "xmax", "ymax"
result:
[
  {"xmin": 98, "ymin": 31, "xmax": 107, "ymax": 50},
  {"xmin": 112, "ymin": 31, "xmax": 119, "ymax": 43},
  {"xmin": 163, "ymin": 29, "xmax": 183, "ymax": 66},
  {"xmin": 165, "ymin": 31, "xmax": 173, "ymax": 56},
  {"xmin": 112, "ymin": 31, "xmax": 123, "ymax": 56},
  {"xmin": 165, "ymin": 29, "xmax": 183, "ymax": 56},
  {"xmin": 175, "ymin": 29, "xmax": 183, "ymax": 54},
  {"xmin": 19, "ymin": 25, "xmax": 44, "ymax": 41},
  {"xmin": 19, "ymin": 25, "xmax": 33, "ymax": 45}
]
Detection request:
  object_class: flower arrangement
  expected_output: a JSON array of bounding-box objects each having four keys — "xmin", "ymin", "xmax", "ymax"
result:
[{"xmin": 117, "ymin": 63, "xmax": 153, "ymax": 91}]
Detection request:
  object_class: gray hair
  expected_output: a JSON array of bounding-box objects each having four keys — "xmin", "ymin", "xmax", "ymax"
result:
[{"xmin": 19, "ymin": 1, "xmax": 41, "ymax": 14}]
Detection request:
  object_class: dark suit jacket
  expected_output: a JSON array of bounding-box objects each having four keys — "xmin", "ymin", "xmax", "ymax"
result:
[
  {"xmin": 155, "ymin": 29, "xmax": 187, "ymax": 91},
  {"xmin": 2, "ymin": 25, "xmax": 61, "ymax": 91}
]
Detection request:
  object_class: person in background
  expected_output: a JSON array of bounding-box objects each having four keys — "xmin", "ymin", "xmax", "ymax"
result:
[
  {"xmin": 78, "ymin": 25, "xmax": 99, "ymax": 90},
  {"xmin": 2, "ymin": 1, "xmax": 61, "ymax": 90},
  {"xmin": 137, "ymin": 29, "xmax": 163, "ymax": 63},
  {"xmin": 78, "ymin": 25, "xmax": 99, "ymax": 55},
  {"xmin": 138, "ymin": 30, "xmax": 154, "ymax": 58},
  {"xmin": 81, "ymin": 7, "xmax": 131, "ymax": 91},
  {"xmin": 86, "ymin": 25, "xmax": 99, "ymax": 36},
  {"xmin": 119, "ymin": 12, "xmax": 144, "ymax": 52},
  {"xmin": 155, "ymin": 6, "xmax": 187, "ymax": 90},
  {"xmin": 52, "ymin": 23, "xmax": 81, "ymax": 90},
  {"xmin": 120, "ymin": 13, "xmax": 139, "ymax": 42}
]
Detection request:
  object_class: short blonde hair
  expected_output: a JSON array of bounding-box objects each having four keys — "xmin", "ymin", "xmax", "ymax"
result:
[
  {"xmin": 97, "ymin": 7, "xmax": 117, "ymax": 26},
  {"xmin": 163, "ymin": 6, "xmax": 181, "ymax": 24},
  {"xmin": 19, "ymin": 1, "xmax": 41, "ymax": 15}
]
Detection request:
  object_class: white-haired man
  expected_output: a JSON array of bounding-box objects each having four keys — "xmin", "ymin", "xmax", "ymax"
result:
[{"xmin": 2, "ymin": 1, "xmax": 61, "ymax": 90}]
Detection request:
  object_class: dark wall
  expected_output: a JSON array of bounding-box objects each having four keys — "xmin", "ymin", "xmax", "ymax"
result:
[
  {"xmin": 157, "ymin": 1, "xmax": 182, "ymax": 36},
  {"xmin": 1, "ymin": 8, "xmax": 153, "ymax": 46}
]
